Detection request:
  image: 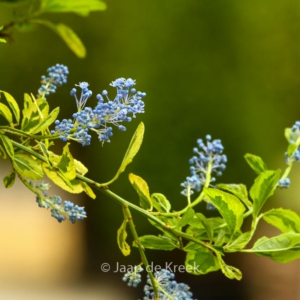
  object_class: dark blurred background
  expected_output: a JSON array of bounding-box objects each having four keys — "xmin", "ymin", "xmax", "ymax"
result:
[{"xmin": 1, "ymin": 1, "xmax": 300, "ymax": 299}]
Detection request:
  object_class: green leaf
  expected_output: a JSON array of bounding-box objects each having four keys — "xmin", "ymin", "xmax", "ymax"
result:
[
  {"xmin": 0, "ymin": 144, "xmax": 7, "ymax": 159},
  {"xmin": 0, "ymin": 91, "xmax": 20, "ymax": 122},
  {"xmin": 151, "ymin": 193, "xmax": 171, "ymax": 213},
  {"xmin": 43, "ymin": 162, "xmax": 75, "ymax": 190},
  {"xmin": 21, "ymin": 93, "xmax": 41, "ymax": 132},
  {"xmin": 214, "ymin": 229, "xmax": 227, "ymax": 246},
  {"xmin": 134, "ymin": 235, "xmax": 176, "ymax": 250},
  {"xmin": 39, "ymin": 142, "xmax": 51, "ymax": 164},
  {"xmin": 217, "ymin": 255, "xmax": 242, "ymax": 280},
  {"xmin": 0, "ymin": 25, "xmax": 6, "ymax": 43},
  {"xmin": 185, "ymin": 243, "xmax": 220, "ymax": 275},
  {"xmin": 45, "ymin": 152, "xmax": 92, "ymax": 197},
  {"xmin": 31, "ymin": 106, "xmax": 59, "ymax": 134},
  {"xmin": 74, "ymin": 159, "xmax": 88, "ymax": 175},
  {"xmin": 204, "ymin": 188, "xmax": 245, "ymax": 235},
  {"xmin": 194, "ymin": 213, "xmax": 215, "ymax": 242},
  {"xmin": 225, "ymin": 232, "xmax": 252, "ymax": 252},
  {"xmin": 37, "ymin": 98, "xmax": 49, "ymax": 117},
  {"xmin": 0, "ymin": 103, "xmax": 13, "ymax": 124},
  {"xmin": 3, "ymin": 169, "xmax": 16, "ymax": 188},
  {"xmin": 217, "ymin": 183, "xmax": 252, "ymax": 208},
  {"xmin": 129, "ymin": 173, "xmax": 152, "ymax": 210},
  {"xmin": 174, "ymin": 207, "xmax": 195, "ymax": 229},
  {"xmin": 13, "ymin": 153, "xmax": 44, "ymax": 180},
  {"xmin": 80, "ymin": 182, "xmax": 96, "ymax": 199},
  {"xmin": 287, "ymin": 143, "xmax": 298, "ymax": 157},
  {"xmin": 39, "ymin": 0, "xmax": 106, "ymax": 16},
  {"xmin": 250, "ymin": 169, "xmax": 281, "ymax": 217},
  {"xmin": 263, "ymin": 208, "xmax": 300, "ymax": 233},
  {"xmin": 50, "ymin": 150, "xmax": 88, "ymax": 176},
  {"xmin": 103, "ymin": 122, "xmax": 145, "ymax": 185},
  {"xmin": 251, "ymin": 232, "xmax": 300, "ymax": 263},
  {"xmin": 56, "ymin": 143, "xmax": 76, "ymax": 180},
  {"xmin": 284, "ymin": 127, "xmax": 299, "ymax": 143},
  {"xmin": 244, "ymin": 153, "xmax": 268, "ymax": 175},
  {"xmin": 117, "ymin": 219, "xmax": 131, "ymax": 256},
  {"xmin": 0, "ymin": 134, "xmax": 14, "ymax": 158},
  {"xmin": 33, "ymin": 20, "xmax": 86, "ymax": 58}
]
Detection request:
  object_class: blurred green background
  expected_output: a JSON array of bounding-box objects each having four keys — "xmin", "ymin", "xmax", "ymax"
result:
[{"xmin": 2, "ymin": 1, "xmax": 300, "ymax": 299}]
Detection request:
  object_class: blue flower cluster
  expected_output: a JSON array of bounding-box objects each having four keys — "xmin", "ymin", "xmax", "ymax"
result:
[
  {"xmin": 278, "ymin": 178, "xmax": 291, "ymax": 189},
  {"xmin": 141, "ymin": 269, "xmax": 195, "ymax": 300},
  {"xmin": 181, "ymin": 135, "xmax": 227, "ymax": 196},
  {"xmin": 122, "ymin": 266, "xmax": 143, "ymax": 287},
  {"xmin": 51, "ymin": 78, "xmax": 146, "ymax": 146},
  {"xmin": 38, "ymin": 64, "xmax": 69, "ymax": 98},
  {"xmin": 35, "ymin": 183, "xmax": 86, "ymax": 224},
  {"xmin": 284, "ymin": 121, "xmax": 300, "ymax": 164}
]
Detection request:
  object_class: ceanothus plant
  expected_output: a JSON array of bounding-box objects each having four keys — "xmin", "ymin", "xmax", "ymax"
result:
[{"xmin": 1, "ymin": 64, "xmax": 300, "ymax": 299}]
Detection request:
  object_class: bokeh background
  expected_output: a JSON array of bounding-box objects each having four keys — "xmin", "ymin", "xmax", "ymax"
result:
[{"xmin": 1, "ymin": 0, "xmax": 300, "ymax": 299}]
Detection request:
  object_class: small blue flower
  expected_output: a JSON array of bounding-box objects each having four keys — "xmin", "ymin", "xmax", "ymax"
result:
[
  {"xmin": 278, "ymin": 178, "xmax": 290, "ymax": 189},
  {"xmin": 284, "ymin": 121, "xmax": 300, "ymax": 164},
  {"xmin": 35, "ymin": 183, "xmax": 86, "ymax": 224},
  {"xmin": 181, "ymin": 135, "xmax": 227, "ymax": 196},
  {"xmin": 51, "ymin": 77, "xmax": 146, "ymax": 146},
  {"xmin": 122, "ymin": 266, "xmax": 143, "ymax": 287},
  {"xmin": 38, "ymin": 64, "xmax": 69, "ymax": 98},
  {"xmin": 142, "ymin": 269, "xmax": 195, "ymax": 300},
  {"xmin": 71, "ymin": 82, "xmax": 93, "ymax": 110}
]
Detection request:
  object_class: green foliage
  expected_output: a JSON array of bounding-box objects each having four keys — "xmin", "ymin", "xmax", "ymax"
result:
[
  {"xmin": 0, "ymin": 26, "xmax": 6, "ymax": 43},
  {"xmin": 134, "ymin": 235, "xmax": 177, "ymax": 251},
  {"xmin": 0, "ymin": 0, "xmax": 106, "ymax": 57},
  {"xmin": 103, "ymin": 122, "xmax": 145, "ymax": 186},
  {"xmin": 3, "ymin": 169, "xmax": 16, "ymax": 188},
  {"xmin": 13, "ymin": 153, "xmax": 44, "ymax": 180},
  {"xmin": 129, "ymin": 173, "xmax": 152, "ymax": 210},
  {"xmin": 32, "ymin": 20, "xmax": 86, "ymax": 58},
  {"xmin": 151, "ymin": 193, "xmax": 171, "ymax": 213},
  {"xmin": 0, "ymin": 91, "xmax": 20, "ymax": 123},
  {"xmin": 185, "ymin": 243, "xmax": 220, "ymax": 275},
  {"xmin": 250, "ymin": 169, "xmax": 281, "ymax": 217},
  {"xmin": 244, "ymin": 153, "xmax": 268, "ymax": 174},
  {"xmin": 204, "ymin": 188, "xmax": 245, "ymax": 235},
  {"xmin": 263, "ymin": 208, "xmax": 300, "ymax": 233},
  {"xmin": 117, "ymin": 218, "xmax": 131, "ymax": 256},
  {"xmin": 250, "ymin": 233, "xmax": 300, "ymax": 263},
  {"xmin": 1, "ymin": 60, "xmax": 300, "ymax": 287},
  {"xmin": 39, "ymin": 0, "xmax": 106, "ymax": 16}
]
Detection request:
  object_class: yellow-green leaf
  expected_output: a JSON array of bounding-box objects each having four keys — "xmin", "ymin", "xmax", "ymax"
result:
[
  {"xmin": 43, "ymin": 162, "xmax": 84, "ymax": 193},
  {"xmin": 103, "ymin": 122, "xmax": 145, "ymax": 186},
  {"xmin": 81, "ymin": 182, "xmax": 96, "ymax": 199},
  {"xmin": 0, "ymin": 91, "xmax": 20, "ymax": 123},
  {"xmin": 39, "ymin": 142, "xmax": 51, "ymax": 164},
  {"xmin": 117, "ymin": 218, "xmax": 131, "ymax": 256},
  {"xmin": 33, "ymin": 20, "xmax": 86, "ymax": 58},
  {"xmin": 129, "ymin": 173, "xmax": 152, "ymax": 210},
  {"xmin": 3, "ymin": 169, "xmax": 16, "ymax": 188},
  {"xmin": 21, "ymin": 93, "xmax": 40, "ymax": 132},
  {"xmin": 0, "ymin": 103, "xmax": 13, "ymax": 124},
  {"xmin": 204, "ymin": 188, "xmax": 245, "ymax": 235},
  {"xmin": 37, "ymin": 98, "xmax": 49, "ymax": 117},
  {"xmin": 0, "ymin": 143, "xmax": 7, "ymax": 159},
  {"xmin": 13, "ymin": 153, "xmax": 44, "ymax": 180},
  {"xmin": 0, "ymin": 134, "xmax": 14, "ymax": 158},
  {"xmin": 56, "ymin": 143, "xmax": 76, "ymax": 180},
  {"xmin": 74, "ymin": 159, "xmax": 88, "ymax": 175},
  {"xmin": 32, "ymin": 106, "xmax": 59, "ymax": 134},
  {"xmin": 39, "ymin": 0, "xmax": 106, "ymax": 16}
]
